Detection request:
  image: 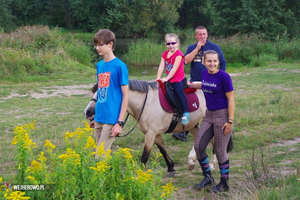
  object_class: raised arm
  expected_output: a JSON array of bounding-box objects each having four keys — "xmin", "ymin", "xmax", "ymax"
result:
[{"xmin": 162, "ymin": 56, "xmax": 182, "ymax": 82}]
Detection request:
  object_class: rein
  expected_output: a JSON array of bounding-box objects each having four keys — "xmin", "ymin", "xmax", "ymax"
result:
[{"xmin": 117, "ymin": 90, "xmax": 148, "ymax": 138}]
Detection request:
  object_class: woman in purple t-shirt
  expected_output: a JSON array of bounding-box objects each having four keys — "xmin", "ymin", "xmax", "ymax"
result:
[
  {"xmin": 156, "ymin": 33, "xmax": 190, "ymax": 125},
  {"xmin": 188, "ymin": 50, "xmax": 235, "ymax": 193}
]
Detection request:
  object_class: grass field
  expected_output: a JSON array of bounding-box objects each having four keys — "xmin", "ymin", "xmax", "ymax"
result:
[{"xmin": 1, "ymin": 62, "xmax": 300, "ymax": 199}]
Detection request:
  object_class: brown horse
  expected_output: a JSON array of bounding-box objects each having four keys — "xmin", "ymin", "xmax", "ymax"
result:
[{"xmin": 84, "ymin": 79, "xmax": 218, "ymax": 177}]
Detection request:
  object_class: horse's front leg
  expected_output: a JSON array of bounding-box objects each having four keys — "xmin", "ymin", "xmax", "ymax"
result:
[{"xmin": 154, "ymin": 134, "xmax": 175, "ymax": 177}]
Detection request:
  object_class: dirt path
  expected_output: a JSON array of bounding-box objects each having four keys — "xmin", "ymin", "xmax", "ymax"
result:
[{"xmin": 1, "ymin": 84, "xmax": 94, "ymax": 102}]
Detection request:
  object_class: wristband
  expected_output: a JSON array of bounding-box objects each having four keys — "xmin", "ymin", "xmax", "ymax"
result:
[{"xmin": 227, "ymin": 121, "xmax": 233, "ymax": 124}]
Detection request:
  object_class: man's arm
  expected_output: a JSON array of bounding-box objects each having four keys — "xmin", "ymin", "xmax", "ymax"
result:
[
  {"xmin": 111, "ymin": 85, "xmax": 129, "ymax": 137},
  {"xmin": 185, "ymin": 41, "xmax": 205, "ymax": 64}
]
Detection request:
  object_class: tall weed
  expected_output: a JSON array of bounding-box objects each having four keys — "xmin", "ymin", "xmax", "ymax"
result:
[
  {"xmin": 0, "ymin": 25, "xmax": 93, "ymax": 80},
  {"xmin": 123, "ymin": 39, "xmax": 165, "ymax": 65},
  {"xmin": 0, "ymin": 121, "xmax": 176, "ymax": 199}
]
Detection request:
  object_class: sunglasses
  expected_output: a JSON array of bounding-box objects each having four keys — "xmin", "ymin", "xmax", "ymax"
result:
[{"xmin": 165, "ymin": 42, "xmax": 177, "ymax": 46}]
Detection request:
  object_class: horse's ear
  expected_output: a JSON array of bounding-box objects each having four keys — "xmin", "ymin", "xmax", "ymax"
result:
[{"xmin": 92, "ymin": 83, "xmax": 98, "ymax": 93}]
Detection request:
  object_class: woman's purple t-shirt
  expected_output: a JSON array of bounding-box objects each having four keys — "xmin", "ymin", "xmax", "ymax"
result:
[{"xmin": 201, "ymin": 69, "xmax": 233, "ymax": 111}]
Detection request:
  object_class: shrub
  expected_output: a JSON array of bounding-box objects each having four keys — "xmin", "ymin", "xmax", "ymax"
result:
[
  {"xmin": 0, "ymin": 25, "xmax": 93, "ymax": 80},
  {"xmin": 0, "ymin": 121, "xmax": 176, "ymax": 200}
]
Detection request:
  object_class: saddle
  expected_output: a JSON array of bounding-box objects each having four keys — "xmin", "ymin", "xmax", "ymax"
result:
[{"xmin": 157, "ymin": 79, "xmax": 199, "ymax": 133}]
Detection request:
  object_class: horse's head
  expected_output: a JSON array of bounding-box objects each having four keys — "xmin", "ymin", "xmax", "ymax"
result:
[{"xmin": 83, "ymin": 84, "xmax": 97, "ymax": 120}]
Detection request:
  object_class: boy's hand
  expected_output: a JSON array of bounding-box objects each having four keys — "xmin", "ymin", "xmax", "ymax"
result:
[
  {"xmin": 89, "ymin": 120, "xmax": 95, "ymax": 128},
  {"xmin": 111, "ymin": 124, "xmax": 122, "ymax": 137}
]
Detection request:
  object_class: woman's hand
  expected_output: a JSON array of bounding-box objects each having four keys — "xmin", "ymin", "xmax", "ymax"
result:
[{"xmin": 222, "ymin": 122, "xmax": 232, "ymax": 136}]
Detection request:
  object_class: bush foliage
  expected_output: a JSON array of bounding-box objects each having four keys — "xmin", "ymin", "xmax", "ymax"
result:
[
  {"xmin": 0, "ymin": 26, "xmax": 93, "ymax": 80},
  {"xmin": 0, "ymin": 121, "xmax": 176, "ymax": 199}
]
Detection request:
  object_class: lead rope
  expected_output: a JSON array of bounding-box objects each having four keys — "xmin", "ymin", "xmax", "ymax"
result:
[{"xmin": 116, "ymin": 90, "xmax": 148, "ymax": 138}]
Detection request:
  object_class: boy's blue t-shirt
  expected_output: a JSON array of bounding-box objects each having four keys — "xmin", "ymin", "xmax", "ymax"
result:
[
  {"xmin": 201, "ymin": 69, "xmax": 233, "ymax": 111},
  {"xmin": 94, "ymin": 57, "xmax": 129, "ymax": 125}
]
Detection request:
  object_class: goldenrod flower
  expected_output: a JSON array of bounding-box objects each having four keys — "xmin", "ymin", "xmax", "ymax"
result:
[
  {"xmin": 96, "ymin": 142, "xmax": 105, "ymax": 157},
  {"xmin": 27, "ymin": 175, "xmax": 36, "ymax": 183},
  {"xmin": 136, "ymin": 169, "xmax": 153, "ymax": 184},
  {"xmin": 5, "ymin": 191, "xmax": 30, "ymax": 200},
  {"xmin": 38, "ymin": 152, "xmax": 47, "ymax": 162},
  {"xmin": 83, "ymin": 121, "xmax": 94, "ymax": 133},
  {"xmin": 0, "ymin": 177, "xmax": 2, "ymax": 182},
  {"xmin": 105, "ymin": 149, "xmax": 112, "ymax": 160},
  {"xmin": 84, "ymin": 136, "xmax": 97, "ymax": 149},
  {"xmin": 89, "ymin": 161, "xmax": 109, "ymax": 172},
  {"xmin": 11, "ymin": 137, "xmax": 17, "ymax": 145},
  {"xmin": 44, "ymin": 140, "xmax": 56, "ymax": 149},
  {"xmin": 64, "ymin": 131, "xmax": 75, "ymax": 138},
  {"xmin": 27, "ymin": 160, "xmax": 41, "ymax": 173},
  {"xmin": 161, "ymin": 178, "xmax": 177, "ymax": 197},
  {"xmin": 22, "ymin": 133, "xmax": 37, "ymax": 150},
  {"xmin": 58, "ymin": 148, "xmax": 80, "ymax": 164}
]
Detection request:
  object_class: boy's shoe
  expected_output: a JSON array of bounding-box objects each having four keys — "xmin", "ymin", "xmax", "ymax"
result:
[{"xmin": 181, "ymin": 112, "xmax": 190, "ymax": 125}]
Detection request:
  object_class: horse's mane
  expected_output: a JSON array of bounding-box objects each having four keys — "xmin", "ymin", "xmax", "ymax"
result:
[
  {"xmin": 129, "ymin": 79, "xmax": 157, "ymax": 93},
  {"xmin": 91, "ymin": 79, "xmax": 157, "ymax": 93}
]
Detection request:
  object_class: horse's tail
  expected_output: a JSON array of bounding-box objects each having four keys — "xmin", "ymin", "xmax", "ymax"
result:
[{"xmin": 227, "ymin": 134, "xmax": 234, "ymax": 153}]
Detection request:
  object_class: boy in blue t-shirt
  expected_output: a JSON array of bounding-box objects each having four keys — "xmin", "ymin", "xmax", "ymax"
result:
[{"xmin": 90, "ymin": 29, "xmax": 129, "ymax": 154}]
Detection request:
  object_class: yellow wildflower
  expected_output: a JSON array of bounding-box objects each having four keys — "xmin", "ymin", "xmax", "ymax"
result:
[
  {"xmin": 27, "ymin": 175, "xmax": 36, "ymax": 182},
  {"xmin": 38, "ymin": 152, "xmax": 47, "ymax": 162},
  {"xmin": 105, "ymin": 149, "xmax": 112, "ymax": 160},
  {"xmin": 136, "ymin": 169, "xmax": 153, "ymax": 184},
  {"xmin": 5, "ymin": 191, "xmax": 30, "ymax": 200},
  {"xmin": 0, "ymin": 177, "xmax": 2, "ymax": 182},
  {"xmin": 161, "ymin": 178, "xmax": 177, "ymax": 197},
  {"xmin": 96, "ymin": 142, "xmax": 105, "ymax": 157},
  {"xmin": 84, "ymin": 136, "xmax": 97, "ymax": 149},
  {"xmin": 58, "ymin": 148, "xmax": 80, "ymax": 164},
  {"xmin": 82, "ymin": 121, "xmax": 94, "ymax": 133},
  {"xmin": 22, "ymin": 133, "xmax": 37, "ymax": 150},
  {"xmin": 24, "ymin": 120, "xmax": 37, "ymax": 130},
  {"xmin": 27, "ymin": 160, "xmax": 41, "ymax": 173},
  {"xmin": 89, "ymin": 161, "xmax": 110, "ymax": 172},
  {"xmin": 11, "ymin": 137, "xmax": 17, "ymax": 145},
  {"xmin": 44, "ymin": 140, "xmax": 56, "ymax": 149},
  {"xmin": 64, "ymin": 131, "xmax": 75, "ymax": 138}
]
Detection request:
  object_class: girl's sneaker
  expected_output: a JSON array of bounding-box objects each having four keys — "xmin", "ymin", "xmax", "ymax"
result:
[{"xmin": 181, "ymin": 112, "xmax": 190, "ymax": 125}]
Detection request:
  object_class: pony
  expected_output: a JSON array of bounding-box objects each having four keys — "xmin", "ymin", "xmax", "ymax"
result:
[{"xmin": 84, "ymin": 79, "xmax": 218, "ymax": 177}]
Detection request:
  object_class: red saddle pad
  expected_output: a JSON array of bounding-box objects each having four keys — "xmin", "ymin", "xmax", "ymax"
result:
[{"xmin": 157, "ymin": 80, "xmax": 199, "ymax": 113}]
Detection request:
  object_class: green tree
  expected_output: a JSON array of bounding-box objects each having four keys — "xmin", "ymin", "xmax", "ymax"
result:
[
  {"xmin": 177, "ymin": 0, "xmax": 211, "ymax": 29},
  {"xmin": 209, "ymin": 0, "xmax": 299, "ymax": 40},
  {"xmin": 0, "ymin": 0, "xmax": 15, "ymax": 32}
]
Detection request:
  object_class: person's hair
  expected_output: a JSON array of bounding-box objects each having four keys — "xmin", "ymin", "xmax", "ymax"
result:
[
  {"xmin": 195, "ymin": 26, "xmax": 207, "ymax": 34},
  {"xmin": 165, "ymin": 33, "xmax": 179, "ymax": 42},
  {"xmin": 203, "ymin": 50, "xmax": 219, "ymax": 61},
  {"xmin": 93, "ymin": 29, "xmax": 116, "ymax": 50}
]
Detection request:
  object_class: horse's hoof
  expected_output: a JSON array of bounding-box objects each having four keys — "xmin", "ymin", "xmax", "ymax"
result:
[
  {"xmin": 167, "ymin": 171, "xmax": 176, "ymax": 177},
  {"xmin": 188, "ymin": 164, "xmax": 195, "ymax": 171}
]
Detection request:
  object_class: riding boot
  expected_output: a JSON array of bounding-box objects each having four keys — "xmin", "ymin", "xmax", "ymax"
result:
[
  {"xmin": 210, "ymin": 160, "xmax": 229, "ymax": 193},
  {"xmin": 195, "ymin": 156, "xmax": 214, "ymax": 189}
]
